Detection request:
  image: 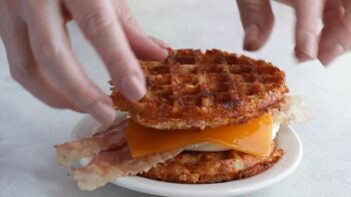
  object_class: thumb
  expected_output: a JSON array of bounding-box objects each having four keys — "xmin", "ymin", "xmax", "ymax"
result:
[{"xmin": 236, "ymin": 0, "xmax": 274, "ymax": 51}]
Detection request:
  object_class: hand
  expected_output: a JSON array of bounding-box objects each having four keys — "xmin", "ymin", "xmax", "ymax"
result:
[
  {"xmin": 0, "ymin": 0, "xmax": 169, "ymax": 126},
  {"xmin": 236, "ymin": 0, "xmax": 351, "ymax": 65}
]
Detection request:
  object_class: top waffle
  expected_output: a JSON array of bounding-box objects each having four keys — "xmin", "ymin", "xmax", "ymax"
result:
[{"xmin": 111, "ymin": 49, "xmax": 288, "ymax": 130}]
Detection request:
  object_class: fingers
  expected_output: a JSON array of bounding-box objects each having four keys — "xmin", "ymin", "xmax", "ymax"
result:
[
  {"xmin": 293, "ymin": 0, "xmax": 325, "ymax": 62},
  {"xmin": 64, "ymin": 0, "xmax": 146, "ymax": 102},
  {"xmin": 236, "ymin": 0, "xmax": 274, "ymax": 51},
  {"xmin": 0, "ymin": 5, "xmax": 81, "ymax": 111},
  {"xmin": 318, "ymin": 0, "xmax": 350, "ymax": 65},
  {"xmin": 3, "ymin": 24, "xmax": 83, "ymax": 111},
  {"xmin": 113, "ymin": 0, "xmax": 168, "ymax": 60},
  {"xmin": 25, "ymin": 1, "xmax": 115, "ymax": 126},
  {"xmin": 121, "ymin": 21, "xmax": 169, "ymax": 60}
]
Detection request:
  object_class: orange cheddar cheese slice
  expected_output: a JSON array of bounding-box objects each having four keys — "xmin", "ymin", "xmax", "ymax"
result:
[{"xmin": 126, "ymin": 113, "xmax": 273, "ymax": 158}]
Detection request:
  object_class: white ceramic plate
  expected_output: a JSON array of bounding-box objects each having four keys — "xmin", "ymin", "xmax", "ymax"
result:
[{"xmin": 72, "ymin": 114, "xmax": 303, "ymax": 197}]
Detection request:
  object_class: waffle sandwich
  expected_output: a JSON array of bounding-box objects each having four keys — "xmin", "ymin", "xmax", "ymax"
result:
[{"xmin": 55, "ymin": 49, "xmax": 308, "ymax": 190}]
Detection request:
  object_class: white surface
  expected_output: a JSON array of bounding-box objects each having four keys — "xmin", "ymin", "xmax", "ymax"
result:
[
  {"xmin": 0, "ymin": 0, "xmax": 351, "ymax": 197},
  {"xmin": 75, "ymin": 115, "xmax": 302, "ymax": 197}
]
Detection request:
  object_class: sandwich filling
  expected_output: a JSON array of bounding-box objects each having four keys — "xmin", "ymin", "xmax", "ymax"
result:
[
  {"xmin": 184, "ymin": 121, "xmax": 280, "ymax": 152},
  {"xmin": 126, "ymin": 113, "xmax": 276, "ymax": 158},
  {"xmin": 55, "ymin": 96, "xmax": 309, "ymax": 191}
]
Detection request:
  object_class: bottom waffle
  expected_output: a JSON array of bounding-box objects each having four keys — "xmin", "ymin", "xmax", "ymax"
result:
[{"xmin": 140, "ymin": 142, "xmax": 283, "ymax": 183}]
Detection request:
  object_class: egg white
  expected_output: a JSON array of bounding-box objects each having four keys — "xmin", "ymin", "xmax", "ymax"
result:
[{"xmin": 185, "ymin": 121, "xmax": 280, "ymax": 152}]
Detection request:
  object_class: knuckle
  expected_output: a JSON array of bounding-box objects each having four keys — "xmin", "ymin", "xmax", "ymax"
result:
[
  {"xmin": 296, "ymin": 19, "xmax": 320, "ymax": 36},
  {"xmin": 107, "ymin": 56, "xmax": 129, "ymax": 70},
  {"xmin": 239, "ymin": 1, "xmax": 273, "ymax": 27},
  {"xmin": 70, "ymin": 81, "xmax": 101, "ymax": 108},
  {"xmin": 123, "ymin": 14, "xmax": 135, "ymax": 25},
  {"xmin": 116, "ymin": 1, "xmax": 135, "ymax": 24},
  {"xmin": 32, "ymin": 38, "xmax": 64, "ymax": 62},
  {"xmin": 81, "ymin": 94, "xmax": 101, "ymax": 110},
  {"xmin": 106, "ymin": 56, "xmax": 131, "ymax": 78},
  {"xmin": 79, "ymin": 10, "xmax": 115, "ymax": 40},
  {"xmin": 240, "ymin": 2, "xmax": 259, "ymax": 14},
  {"xmin": 304, "ymin": 27, "xmax": 319, "ymax": 37},
  {"xmin": 8, "ymin": 60, "xmax": 35, "ymax": 82}
]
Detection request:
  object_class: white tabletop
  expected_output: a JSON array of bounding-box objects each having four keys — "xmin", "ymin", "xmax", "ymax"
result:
[{"xmin": 1, "ymin": 1, "xmax": 350, "ymax": 196}]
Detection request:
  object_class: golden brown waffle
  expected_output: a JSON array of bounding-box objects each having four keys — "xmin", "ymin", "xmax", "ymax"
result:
[
  {"xmin": 141, "ymin": 142, "xmax": 284, "ymax": 183},
  {"xmin": 111, "ymin": 49, "xmax": 288, "ymax": 129}
]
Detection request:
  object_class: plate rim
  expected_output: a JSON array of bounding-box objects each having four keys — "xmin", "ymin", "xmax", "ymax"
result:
[{"xmin": 75, "ymin": 115, "xmax": 303, "ymax": 197}]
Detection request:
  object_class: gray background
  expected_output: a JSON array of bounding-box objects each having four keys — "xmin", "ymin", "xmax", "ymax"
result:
[{"xmin": 0, "ymin": 1, "xmax": 350, "ymax": 196}]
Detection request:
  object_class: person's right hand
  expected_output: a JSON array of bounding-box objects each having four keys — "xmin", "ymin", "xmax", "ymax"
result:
[
  {"xmin": 0, "ymin": 0, "xmax": 169, "ymax": 126},
  {"xmin": 237, "ymin": 0, "xmax": 351, "ymax": 65}
]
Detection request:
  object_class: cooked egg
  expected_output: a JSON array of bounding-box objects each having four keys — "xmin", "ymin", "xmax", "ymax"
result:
[{"xmin": 185, "ymin": 121, "xmax": 280, "ymax": 152}]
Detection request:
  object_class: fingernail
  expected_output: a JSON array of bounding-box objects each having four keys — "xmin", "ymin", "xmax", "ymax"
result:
[
  {"xmin": 295, "ymin": 31, "xmax": 318, "ymax": 62},
  {"xmin": 295, "ymin": 47, "xmax": 313, "ymax": 63},
  {"xmin": 88, "ymin": 101, "xmax": 116, "ymax": 127},
  {"xmin": 149, "ymin": 36, "xmax": 170, "ymax": 59},
  {"xmin": 319, "ymin": 43, "xmax": 344, "ymax": 66},
  {"xmin": 120, "ymin": 75, "xmax": 146, "ymax": 102},
  {"xmin": 244, "ymin": 24, "xmax": 260, "ymax": 51},
  {"xmin": 155, "ymin": 39, "xmax": 171, "ymax": 50},
  {"xmin": 159, "ymin": 48, "xmax": 169, "ymax": 60}
]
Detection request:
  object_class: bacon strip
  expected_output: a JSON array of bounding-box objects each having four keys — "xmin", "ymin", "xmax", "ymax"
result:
[
  {"xmin": 73, "ymin": 145, "xmax": 183, "ymax": 191},
  {"xmin": 55, "ymin": 122, "xmax": 126, "ymax": 167},
  {"xmin": 55, "ymin": 119, "xmax": 183, "ymax": 191},
  {"xmin": 273, "ymin": 95, "xmax": 310, "ymax": 125}
]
